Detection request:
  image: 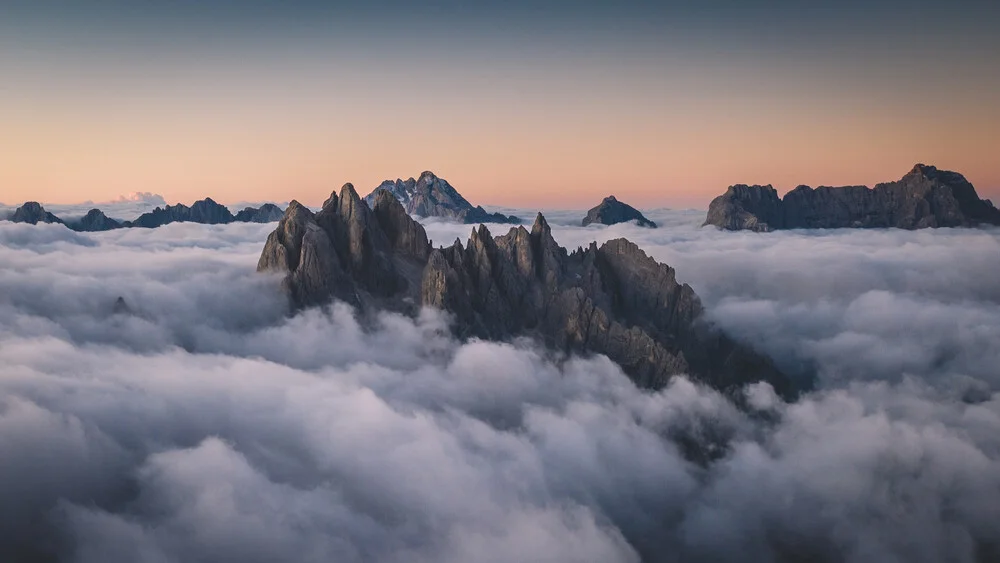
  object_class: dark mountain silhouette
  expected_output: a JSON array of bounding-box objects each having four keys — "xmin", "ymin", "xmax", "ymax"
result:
[
  {"xmin": 704, "ymin": 164, "xmax": 1000, "ymax": 232},
  {"xmin": 582, "ymin": 196, "xmax": 657, "ymax": 228}
]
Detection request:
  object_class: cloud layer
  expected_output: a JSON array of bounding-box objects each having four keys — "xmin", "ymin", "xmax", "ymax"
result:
[{"xmin": 1, "ymin": 214, "xmax": 999, "ymax": 562}]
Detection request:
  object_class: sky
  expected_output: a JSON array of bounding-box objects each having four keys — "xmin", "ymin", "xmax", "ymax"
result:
[{"xmin": 2, "ymin": 0, "xmax": 999, "ymax": 208}]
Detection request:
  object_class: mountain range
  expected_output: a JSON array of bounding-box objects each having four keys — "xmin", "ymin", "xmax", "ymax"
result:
[
  {"xmin": 704, "ymin": 164, "xmax": 1000, "ymax": 231},
  {"xmin": 3, "ymin": 199, "xmax": 285, "ymax": 231},
  {"xmin": 258, "ymin": 183, "xmax": 796, "ymax": 397}
]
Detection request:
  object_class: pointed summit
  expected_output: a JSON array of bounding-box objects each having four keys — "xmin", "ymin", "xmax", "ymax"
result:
[{"xmin": 531, "ymin": 212, "xmax": 551, "ymax": 237}]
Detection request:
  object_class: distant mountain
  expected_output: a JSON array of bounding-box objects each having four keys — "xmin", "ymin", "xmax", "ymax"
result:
[
  {"xmin": 363, "ymin": 171, "xmax": 521, "ymax": 224},
  {"xmin": 10, "ymin": 202, "xmax": 64, "ymax": 225},
  {"xmin": 582, "ymin": 196, "xmax": 657, "ymax": 228},
  {"xmin": 129, "ymin": 198, "xmax": 235, "ymax": 228},
  {"xmin": 68, "ymin": 209, "xmax": 123, "ymax": 232},
  {"xmin": 704, "ymin": 164, "xmax": 1000, "ymax": 232},
  {"xmin": 3, "ymin": 199, "xmax": 285, "ymax": 230},
  {"xmin": 259, "ymin": 184, "xmax": 794, "ymax": 397},
  {"xmin": 234, "ymin": 203, "xmax": 284, "ymax": 223}
]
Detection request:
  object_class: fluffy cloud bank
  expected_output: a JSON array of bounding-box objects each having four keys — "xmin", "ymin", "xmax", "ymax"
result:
[{"xmin": 1, "ymin": 214, "xmax": 999, "ymax": 562}]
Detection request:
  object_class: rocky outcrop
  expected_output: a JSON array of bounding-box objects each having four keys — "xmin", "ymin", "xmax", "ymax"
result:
[
  {"xmin": 704, "ymin": 164, "xmax": 1000, "ymax": 231},
  {"xmin": 364, "ymin": 171, "xmax": 521, "ymax": 224},
  {"xmin": 582, "ymin": 196, "xmax": 657, "ymax": 228},
  {"xmin": 9, "ymin": 202, "xmax": 64, "ymax": 225},
  {"xmin": 68, "ymin": 209, "xmax": 123, "ymax": 232},
  {"xmin": 260, "ymin": 184, "xmax": 793, "ymax": 396},
  {"xmin": 130, "ymin": 198, "xmax": 235, "ymax": 228},
  {"xmin": 234, "ymin": 203, "xmax": 284, "ymax": 223}
]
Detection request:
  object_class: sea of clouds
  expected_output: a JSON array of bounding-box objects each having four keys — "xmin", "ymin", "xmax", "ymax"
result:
[{"xmin": 1, "ymin": 209, "xmax": 999, "ymax": 563}]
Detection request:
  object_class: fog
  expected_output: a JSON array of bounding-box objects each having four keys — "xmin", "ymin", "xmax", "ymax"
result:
[{"xmin": 1, "ymin": 212, "xmax": 999, "ymax": 562}]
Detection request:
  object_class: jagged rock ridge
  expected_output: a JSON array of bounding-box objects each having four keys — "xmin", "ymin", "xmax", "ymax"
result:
[
  {"xmin": 363, "ymin": 171, "xmax": 521, "ymax": 224},
  {"xmin": 582, "ymin": 195, "xmax": 657, "ymax": 228},
  {"xmin": 129, "ymin": 198, "xmax": 236, "ymax": 228},
  {"xmin": 259, "ymin": 184, "xmax": 793, "ymax": 396},
  {"xmin": 704, "ymin": 164, "xmax": 1000, "ymax": 231}
]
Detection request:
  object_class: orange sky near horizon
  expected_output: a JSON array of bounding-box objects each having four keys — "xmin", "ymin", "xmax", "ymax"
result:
[
  {"xmin": 4, "ymin": 100, "xmax": 997, "ymax": 209},
  {"xmin": 3, "ymin": 4, "xmax": 998, "ymax": 209}
]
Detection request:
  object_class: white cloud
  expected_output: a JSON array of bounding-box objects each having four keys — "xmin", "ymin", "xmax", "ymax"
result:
[{"xmin": 1, "ymin": 212, "xmax": 999, "ymax": 562}]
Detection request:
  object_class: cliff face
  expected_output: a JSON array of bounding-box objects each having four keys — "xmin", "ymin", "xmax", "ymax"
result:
[
  {"xmin": 364, "ymin": 171, "xmax": 521, "ymax": 224},
  {"xmin": 582, "ymin": 196, "xmax": 657, "ymax": 228},
  {"xmin": 259, "ymin": 184, "xmax": 794, "ymax": 396},
  {"xmin": 704, "ymin": 165, "xmax": 1000, "ymax": 231}
]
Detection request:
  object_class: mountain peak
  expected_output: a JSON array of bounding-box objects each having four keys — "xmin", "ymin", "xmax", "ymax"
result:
[
  {"xmin": 531, "ymin": 212, "xmax": 551, "ymax": 235},
  {"xmin": 11, "ymin": 202, "xmax": 64, "ymax": 225},
  {"xmin": 363, "ymin": 172, "xmax": 521, "ymax": 224},
  {"xmin": 256, "ymin": 191, "xmax": 793, "ymax": 397},
  {"xmin": 582, "ymin": 196, "xmax": 657, "ymax": 228}
]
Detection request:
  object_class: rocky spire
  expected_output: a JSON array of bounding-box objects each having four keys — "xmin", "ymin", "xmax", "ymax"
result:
[{"xmin": 258, "ymin": 197, "xmax": 795, "ymax": 397}]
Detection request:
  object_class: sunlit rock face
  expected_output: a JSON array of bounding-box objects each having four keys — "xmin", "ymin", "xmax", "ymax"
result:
[{"xmin": 364, "ymin": 171, "xmax": 521, "ymax": 224}]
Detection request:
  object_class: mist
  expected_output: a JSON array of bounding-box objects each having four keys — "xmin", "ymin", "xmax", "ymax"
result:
[{"xmin": 2, "ymin": 212, "xmax": 999, "ymax": 562}]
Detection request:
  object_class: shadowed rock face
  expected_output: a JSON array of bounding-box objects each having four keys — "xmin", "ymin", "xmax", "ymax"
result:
[
  {"xmin": 364, "ymin": 171, "xmax": 521, "ymax": 224},
  {"xmin": 10, "ymin": 202, "xmax": 64, "ymax": 225},
  {"xmin": 260, "ymin": 185, "xmax": 794, "ymax": 396},
  {"xmin": 234, "ymin": 203, "xmax": 284, "ymax": 223},
  {"xmin": 704, "ymin": 164, "xmax": 1000, "ymax": 231},
  {"xmin": 582, "ymin": 195, "xmax": 657, "ymax": 228},
  {"xmin": 69, "ymin": 209, "xmax": 123, "ymax": 232}
]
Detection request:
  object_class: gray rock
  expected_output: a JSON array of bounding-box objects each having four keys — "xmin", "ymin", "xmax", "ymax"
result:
[
  {"xmin": 234, "ymin": 203, "xmax": 284, "ymax": 223},
  {"xmin": 704, "ymin": 164, "xmax": 1000, "ymax": 231},
  {"xmin": 259, "ymin": 191, "xmax": 794, "ymax": 397},
  {"xmin": 10, "ymin": 202, "xmax": 64, "ymax": 225},
  {"xmin": 582, "ymin": 196, "xmax": 657, "ymax": 228},
  {"xmin": 364, "ymin": 171, "xmax": 521, "ymax": 224},
  {"xmin": 69, "ymin": 209, "xmax": 123, "ymax": 232}
]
